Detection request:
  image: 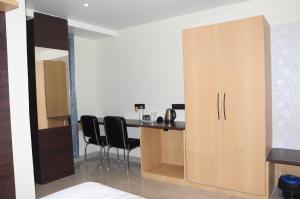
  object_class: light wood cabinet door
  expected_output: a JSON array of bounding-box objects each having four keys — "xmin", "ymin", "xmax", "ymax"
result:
[
  {"xmin": 219, "ymin": 17, "xmax": 267, "ymax": 195},
  {"xmin": 183, "ymin": 24, "xmax": 222, "ymax": 187}
]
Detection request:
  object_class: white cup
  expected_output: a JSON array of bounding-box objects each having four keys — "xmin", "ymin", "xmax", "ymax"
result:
[{"xmin": 150, "ymin": 112, "xmax": 157, "ymax": 122}]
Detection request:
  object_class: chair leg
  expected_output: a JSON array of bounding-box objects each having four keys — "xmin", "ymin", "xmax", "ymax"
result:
[
  {"xmin": 103, "ymin": 146, "xmax": 106, "ymax": 159},
  {"xmin": 99, "ymin": 146, "xmax": 103, "ymax": 169},
  {"xmin": 117, "ymin": 148, "xmax": 120, "ymax": 161},
  {"xmin": 123, "ymin": 149, "xmax": 126, "ymax": 160},
  {"xmin": 107, "ymin": 147, "xmax": 111, "ymax": 171},
  {"xmin": 84, "ymin": 143, "xmax": 89, "ymax": 165},
  {"xmin": 126, "ymin": 150, "xmax": 131, "ymax": 174}
]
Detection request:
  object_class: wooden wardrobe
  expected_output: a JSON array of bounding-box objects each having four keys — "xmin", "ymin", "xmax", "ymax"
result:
[{"xmin": 183, "ymin": 16, "xmax": 272, "ymax": 197}]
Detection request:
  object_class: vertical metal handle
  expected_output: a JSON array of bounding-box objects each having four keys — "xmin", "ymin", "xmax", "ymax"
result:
[
  {"xmin": 223, "ymin": 93, "xmax": 226, "ymax": 120},
  {"xmin": 217, "ymin": 93, "xmax": 220, "ymax": 120}
]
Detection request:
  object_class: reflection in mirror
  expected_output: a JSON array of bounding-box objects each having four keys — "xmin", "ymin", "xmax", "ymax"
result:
[{"xmin": 35, "ymin": 47, "xmax": 70, "ymax": 129}]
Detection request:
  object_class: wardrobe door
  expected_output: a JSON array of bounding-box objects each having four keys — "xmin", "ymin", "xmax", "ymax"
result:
[
  {"xmin": 183, "ymin": 24, "xmax": 222, "ymax": 187},
  {"xmin": 219, "ymin": 16, "xmax": 267, "ymax": 195}
]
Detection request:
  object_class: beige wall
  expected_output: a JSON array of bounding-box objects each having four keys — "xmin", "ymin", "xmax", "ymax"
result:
[{"xmin": 6, "ymin": 0, "xmax": 36, "ymax": 198}]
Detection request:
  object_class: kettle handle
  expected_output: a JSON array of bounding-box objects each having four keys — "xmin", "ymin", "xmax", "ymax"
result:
[{"xmin": 171, "ymin": 109, "xmax": 176, "ymax": 120}]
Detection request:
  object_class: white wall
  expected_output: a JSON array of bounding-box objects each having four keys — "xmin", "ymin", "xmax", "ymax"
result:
[
  {"xmin": 74, "ymin": 36, "xmax": 102, "ymax": 156},
  {"xmin": 93, "ymin": 0, "xmax": 300, "ymax": 153},
  {"xmin": 74, "ymin": 36, "xmax": 141, "ymax": 157},
  {"xmin": 75, "ymin": 36, "xmax": 99, "ymax": 117},
  {"xmin": 271, "ymin": 22, "xmax": 300, "ymax": 149},
  {"xmin": 6, "ymin": 0, "xmax": 36, "ymax": 198}
]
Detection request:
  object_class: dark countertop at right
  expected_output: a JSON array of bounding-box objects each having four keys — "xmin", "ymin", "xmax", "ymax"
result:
[
  {"xmin": 97, "ymin": 117, "xmax": 185, "ymax": 131},
  {"xmin": 267, "ymin": 148, "xmax": 300, "ymax": 166}
]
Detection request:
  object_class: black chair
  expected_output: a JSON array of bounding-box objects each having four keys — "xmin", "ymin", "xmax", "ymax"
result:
[
  {"xmin": 80, "ymin": 115, "xmax": 107, "ymax": 167},
  {"xmin": 104, "ymin": 116, "xmax": 140, "ymax": 172}
]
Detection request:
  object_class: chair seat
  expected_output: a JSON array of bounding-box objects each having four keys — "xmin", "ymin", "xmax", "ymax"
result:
[
  {"xmin": 127, "ymin": 138, "xmax": 140, "ymax": 150},
  {"xmin": 88, "ymin": 136, "xmax": 107, "ymax": 146}
]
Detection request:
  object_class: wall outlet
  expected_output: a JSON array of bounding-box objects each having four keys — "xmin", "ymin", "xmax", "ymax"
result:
[
  {"xmin": 172, "ymin": 104, "xmax": 185, "ymax": 110},
  {"xmin": 134, "ymin": 104, "xmax": 145, "ymax": 111}
]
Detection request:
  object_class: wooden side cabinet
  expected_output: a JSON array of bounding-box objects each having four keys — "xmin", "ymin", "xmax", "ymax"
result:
[{"xmin": 0, "ymin": 0, "xmax": 18, "ymax": 12}]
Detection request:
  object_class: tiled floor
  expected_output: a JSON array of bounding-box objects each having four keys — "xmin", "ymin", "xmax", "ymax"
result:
[{"xmin": 35, "ymin": 156, "xmax": 282, "ymax": 199}]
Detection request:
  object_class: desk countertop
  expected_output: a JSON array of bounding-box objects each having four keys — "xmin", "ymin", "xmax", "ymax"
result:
[
  {"xmin": 97, "ymin": 118, "xmax": 185, "ymax": 131},
  {"xmin": 267, "ymin": 148, "xmax": 300, "ymax": 166}
]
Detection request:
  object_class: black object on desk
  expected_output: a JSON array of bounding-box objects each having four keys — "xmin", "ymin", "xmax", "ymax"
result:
[
  {"xmin": 156, "ymin": 116, "xmax": 163, "ymax": 123},
  {"xmin": 142, "ymin": 114, "xmax": 151, "ymax": 121}
]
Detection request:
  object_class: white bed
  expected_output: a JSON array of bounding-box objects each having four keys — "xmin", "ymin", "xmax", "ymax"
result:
[{"xmin": 41, "ymin": 182, "xmax": 145, "ymax": 199}]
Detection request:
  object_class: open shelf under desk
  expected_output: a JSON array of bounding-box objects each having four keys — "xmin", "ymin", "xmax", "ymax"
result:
[
  {"xmin": 140, "ymin": 127, "xmax": 185, "ymax": 184},
  {"xmin": 142, "ymin": 163, "xmax": 185, "ymax": 184},
  {"xmin": 146, "ymin": 163, "xmax": 184, "ymax": 179}
]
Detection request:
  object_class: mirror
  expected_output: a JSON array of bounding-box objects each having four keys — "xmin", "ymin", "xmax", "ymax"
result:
[{"xmin": 35, "ymin": 47, "xmax": 70, "ymax": 129}]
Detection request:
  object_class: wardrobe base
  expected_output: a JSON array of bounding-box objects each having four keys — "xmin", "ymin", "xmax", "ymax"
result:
[{"xmin": 142, "ymin": 162, "xmax": 274, "ymax": 199}]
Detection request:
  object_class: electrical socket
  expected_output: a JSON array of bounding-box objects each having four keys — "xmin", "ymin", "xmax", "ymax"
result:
[
  {"xmin": 134, "ymin": 104, "xmax": 145, "ymax": 112},
  {"xmin": 172, "ymin": 104, "xmax": 185, "ymax": 110}
]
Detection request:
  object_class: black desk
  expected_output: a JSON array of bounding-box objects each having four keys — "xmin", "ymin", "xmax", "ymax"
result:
[{"xmin": 96, "ymin": 118, "xmax": 185, "ymax": 131}]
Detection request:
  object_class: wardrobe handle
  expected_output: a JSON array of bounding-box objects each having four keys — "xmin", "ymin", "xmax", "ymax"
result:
[
  {"xmin": 217, "ymin": 93, "xmax": 220, "ymax": 120},
  {"xmin": 223, "ymin": 93, "xmax": 226, "ymax": 120}
]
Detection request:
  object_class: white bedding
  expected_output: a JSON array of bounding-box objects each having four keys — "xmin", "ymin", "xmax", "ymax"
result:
[{"xmin": 41, "ymin": 182, "xmax": 145, "ymax": 199}]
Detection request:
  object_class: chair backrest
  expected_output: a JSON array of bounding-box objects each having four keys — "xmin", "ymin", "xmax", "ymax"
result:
[
  {"xmin": 80, "ymin": 115, "xmax": 101, "ymax": 142},
  {"xmin": 104, "ymin": 116, "xmax": 128, "ymax": 149}
]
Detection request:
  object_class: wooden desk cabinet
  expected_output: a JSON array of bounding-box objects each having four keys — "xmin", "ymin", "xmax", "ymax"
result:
[{"xmin": 141, "ymin": 128, "xmax": 185, "ymax": 184}]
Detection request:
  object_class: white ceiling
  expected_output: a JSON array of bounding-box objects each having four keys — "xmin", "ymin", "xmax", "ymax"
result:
[{"xmin": 25, "ymin": 0, "xmax": 248, "ymax": 31}]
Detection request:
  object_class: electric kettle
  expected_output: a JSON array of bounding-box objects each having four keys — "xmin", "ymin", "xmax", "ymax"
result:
[{"xmin": 164, "ymin": 109, "xmax": 176, "ymax": 123}]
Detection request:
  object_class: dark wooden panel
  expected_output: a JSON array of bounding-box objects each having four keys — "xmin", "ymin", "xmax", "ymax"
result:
[
  {"xmin": 0, "ymin": 12, "xmax": 15, "ymax": 199},
  {"xmin": 38, "ymin": 126, "xmax": 74, "ymax": 184},
  {"xmin": 34, "ymin": 12, "xmax": 68, "ymax": 50},
  {"xmin": 27, "ymin": 17, "xmax": 74, "ymax": 184},
  {"xmin": 26, "ymin": 19, "xmax": 41, "ymax": 182},
  {"xmin": 267, "ymin": 148, "xmax": 300, "ymax": 166}
]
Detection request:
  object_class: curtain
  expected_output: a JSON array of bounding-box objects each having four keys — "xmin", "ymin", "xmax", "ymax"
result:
[{"xmin": 68, "ymin": 33, "xmax": 79, "ymax": 158}]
